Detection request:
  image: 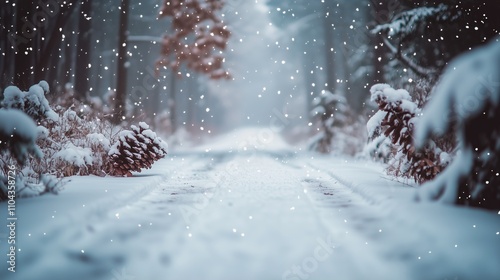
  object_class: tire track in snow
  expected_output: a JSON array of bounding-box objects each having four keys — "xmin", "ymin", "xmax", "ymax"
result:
[
  {"xmin": 162, "ymin": 154, "xmax": 364, "ymax": 280},
  {"xmin": 302, "ymin": 158, "xmax": 458, "ymax": 280}
]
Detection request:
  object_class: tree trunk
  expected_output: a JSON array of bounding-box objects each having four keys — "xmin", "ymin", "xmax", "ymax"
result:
[
  {"xmin": 61, "ymin": 36, "xmax": 73, "ymax": 87},
  {"xmin": 74, "ymin": 0, "xmax": 93, "ymax": 99},
  {"xmin": 14, "ymin": 1, "xmax": 35, "ymax": 89},
  {"xmin": 169, "ymin": 72, "xmax": 177, "ymax": 133},
  {"xmin": 301, "ymin": 41, "xmax": 318, "ymax": 117},
  {"xmin": 186, "ymin": 77, "xmax": 196, "ymax": 127},
  {"xmin": 323, "ymin": 4, "xmax": 336, "ymax": 93},
  {"xmin": 35, "ymin": 1, "xmax": 78, "ymax": 83},
  {"xmin": 0, "ymin": 2, "xmax": 14, "ymax": 88},
  {"xmin": 113, "ymin": 0, "xmax": 130, "ymax": 124}
]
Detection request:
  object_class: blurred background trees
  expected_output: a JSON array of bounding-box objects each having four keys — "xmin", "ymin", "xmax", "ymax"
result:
[{"xmin": 1, "ymin": 0, "xmax": 499, "ymax": 144}]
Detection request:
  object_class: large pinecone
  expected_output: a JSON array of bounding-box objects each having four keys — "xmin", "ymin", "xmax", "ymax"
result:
[{"xmin": 109, "ymin": 122, "xmax": 168, "ymax": 176}]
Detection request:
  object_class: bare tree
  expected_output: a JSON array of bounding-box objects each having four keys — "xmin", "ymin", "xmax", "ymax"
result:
[
  {"xmin": 112, "ymin": 0, "xmax": 130, "ymax": 124},
  {"xmin": 74, "ymin": 0, "xmax": 93, "ymax": 99}
]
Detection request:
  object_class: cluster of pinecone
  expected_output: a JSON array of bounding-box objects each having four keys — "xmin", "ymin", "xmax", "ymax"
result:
[{"xmin": 109, "ymin": 122, "xmax": 168, "ymax": 177}]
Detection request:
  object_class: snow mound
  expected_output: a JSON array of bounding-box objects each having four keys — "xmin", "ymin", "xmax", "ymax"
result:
[{"xmin": 54, "ymin": 143, "xmax": 93, "ymax": 167}]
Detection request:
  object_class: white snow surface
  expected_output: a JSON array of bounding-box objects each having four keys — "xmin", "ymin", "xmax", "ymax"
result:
[
  {"xmin": 54, "ymin": 143, "xmax": 94, "ymax": 167},
  {"xmin": 191, "ymin": 126, "xmax": 293, "ymax": 153},
  {"xmin": 1, "ymin": 128, "xmax": 499, "ymax": 280},
  {"xmin": 86, "ymin": 133, "xmax": 111, "ymax": 149}
]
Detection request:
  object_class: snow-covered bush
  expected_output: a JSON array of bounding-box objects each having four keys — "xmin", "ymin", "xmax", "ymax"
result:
[
  {"xmin": 367, "ymin": 84, "xmax": 449, "ymax": 183},
  {"xmin": 33, "ymin": 103, "xmax": 120, "ymax": 177},
  {"xmin": 415, "ymin": 38, "xmax": 500, "ymax": 209},
  {"xmin": 1, "ymin": 82, "xmax": 117, "ymax": 179},
  {"xmin": 50, "ymin": 84, "xmax": 125, "ymax": 121},
  {"xmin": 1, "ymin": 81, "xmax": 58, "ymax": 123},
  {"xmin": 1, "ymin": 174, "xmax": 63, "ymax": 201},
  {"xmin": 0, "ymin": 108, "xmax": 47, "ymax": 201},
  {"xmin": 361, "ymin": 134, "xmax": 393, "ymax": 163},
  {"xmin": 0, "ymin": 82, "xmax": 67, "ymax": 200},
  {"xmin": 109, "ymin": 122, "xmax": 168, "ymax": 177},
  {"xmin": 0, "ymin": 109, "xmax": 41, "ymax": 164},
  {"xmin": 309, "ymin": 90, "xmax": 350, "ymax": 154},
  {"xmin": 1, "ymin": 80, "xmax": 170, "ymax": 199}
]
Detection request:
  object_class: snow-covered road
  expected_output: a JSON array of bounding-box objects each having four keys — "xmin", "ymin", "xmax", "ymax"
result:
[{"xmin": 1, "ymin": 130, "xmax": 500, "ymax": 280}]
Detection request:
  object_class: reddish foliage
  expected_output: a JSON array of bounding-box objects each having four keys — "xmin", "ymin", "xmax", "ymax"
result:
[
  {"xmin": 157, "ymin": 0, "xmax": 230, "ymax": 79},
  {"xmin": 370, "ymin": 84, "xmax": 447, "ymax": 184}
]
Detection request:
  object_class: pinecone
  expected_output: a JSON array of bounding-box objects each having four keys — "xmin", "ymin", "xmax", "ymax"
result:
[{"xmin": 109, "ymin": 122, "xmax": 168, "ymax": 177}]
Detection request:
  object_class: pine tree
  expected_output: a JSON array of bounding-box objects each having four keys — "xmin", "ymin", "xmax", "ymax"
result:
[
  {"xmin": 109, "ymin": 122, "xmax": 168, "ymax": 177},
  {"xmin": 372, "ymin": 1, "xmax": 500, "ymax": 85},
  {"xmin": 309, "ymin": 90, "xmax": 349, "ymax": 153}
]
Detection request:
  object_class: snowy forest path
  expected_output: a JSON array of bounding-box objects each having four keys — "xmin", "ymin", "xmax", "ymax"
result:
[
  {"xmin": 4, "ymin": 153, "xmax": 231, "ymax": 280},
  {"xmin": 161, "ymin": 152, "xmax": 369, "ymax": 280},
  {"xmin": 3, "ymin": 150, "xmax": 500, "ymax": 280}
]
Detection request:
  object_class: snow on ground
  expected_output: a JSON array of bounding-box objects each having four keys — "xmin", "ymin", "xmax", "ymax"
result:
[
  {"xmin": 189, "ymin": 126, "xmax": 295, "ymax": 153},
  {"xmin": 1, "ymin": 128, "xmax": 499, "ymax": 280}
]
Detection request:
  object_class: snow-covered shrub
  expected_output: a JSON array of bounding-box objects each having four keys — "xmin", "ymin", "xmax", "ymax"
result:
[
  {"xmin": 53, "ymin": 143, "xmax": 94, "ymax": 176},
  {"xmin": 2, "ymin": 81, "xmax": 120, "ymax": 179},
  {"xmin": 309, "ymin": 90, "xmax": 350, "ymax": 154},
  {"xmin": 415, "ymin": 38, "xmax": 500, "ymax": 209},
  {"xmin": 0, "ymin": 80, "xmax": 170, "ymax": 198},
  {"xmin": 0, "ymin": 108, "xmax": 47, "ymax": 201},
  {"xmin": 35, "ymin": 106, "xmax": 119, "ymax": 177},
  {"xmin": 0, "ymin": 109, "xmax": 42, "ymax": 164},
  {"xmin": 367, "ymin": 84, "xmax": 449, "ymax": 183},
  {"xmin": 1, "ymin": 174, "xmax": 63, "ymax": 201},
  {"xmin": 50, "ymin": 84, "xmax": 115, "ymax": 120},
  {"xmin": 361, "ymin": 134, "xmax": 393, "ymax": 163},
  {"xmin": 1, "ymin": 81, "xmax": 58, "ymax": 123},
  {"xmin": 109, "ymin": 122, "xmax": 168, "ymax": 177}
]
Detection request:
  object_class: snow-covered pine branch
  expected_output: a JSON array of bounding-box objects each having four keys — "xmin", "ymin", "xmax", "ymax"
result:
[
  {"xmin": 371, "ymin": 4, "xmax": 460, "ymax": 79},
  {"xmin": 367, "ymin": 84, "xmax": 448, "ymax": 183},
  {"xmin": 0, "ymin": 109, "xmax": 41, "ymax": 165},
  {"xmin": 371, "ymin": 4, "xmax": 457, "ymax": 38},
  {"xmin": 415, "ymin": 38, "xmax": 500, "ymax": 209},
  {"xmin": 1, "ymin": 81, "xmax": 58, "ymax": 123}
]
